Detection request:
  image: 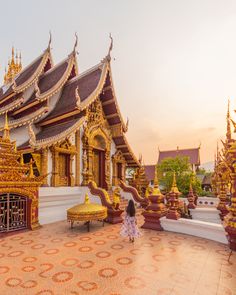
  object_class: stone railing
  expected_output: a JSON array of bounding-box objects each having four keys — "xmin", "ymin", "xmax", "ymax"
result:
[{"xmin": 180, "ymin": 196, "xmax": 218, "ymax": 207}]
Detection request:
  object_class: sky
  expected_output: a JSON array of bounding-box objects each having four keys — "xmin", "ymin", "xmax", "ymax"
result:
[{"xmin": 1, "ymin": 0, "xmax": 236, "ymax": 165}]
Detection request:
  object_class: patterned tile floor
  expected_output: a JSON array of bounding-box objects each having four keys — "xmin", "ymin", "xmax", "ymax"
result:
[{"xmin": 0, "ymin": 210, "xmax": 236, "ymax": 295}]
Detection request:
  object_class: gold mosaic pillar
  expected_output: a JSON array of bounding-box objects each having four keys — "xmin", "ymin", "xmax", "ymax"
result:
[
  {"xmin": 41, "ymin": 148, "xmax": 48, "ymax": 186},
  {"xmin": 75, "ymin": 130, "xmax": 81, "ymax": 186}
]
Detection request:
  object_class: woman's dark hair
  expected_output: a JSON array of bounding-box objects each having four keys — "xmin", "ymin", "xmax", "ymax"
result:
[{"xmin": 126, "ymin": 199, "xmax": 136, "ymax": 217}]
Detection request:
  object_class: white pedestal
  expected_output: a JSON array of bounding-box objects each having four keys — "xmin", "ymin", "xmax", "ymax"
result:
[
  {"xmin": 190, "ymin": 208, "xmax": 221, "ymax": 224},
  {"xmin": 160, "ymin": 217, "xmax": 228, "ymax": 244}
]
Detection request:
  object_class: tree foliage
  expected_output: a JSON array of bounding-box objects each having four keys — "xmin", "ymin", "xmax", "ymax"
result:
[{"xmin": 157, "ymin": 156, "xmax": 202, "ymax": 196}]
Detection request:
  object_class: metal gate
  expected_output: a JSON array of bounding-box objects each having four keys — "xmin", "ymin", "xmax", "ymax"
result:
[{"xmin": 0, "ymin": 194, "xmax": 28, "ymax": 233}]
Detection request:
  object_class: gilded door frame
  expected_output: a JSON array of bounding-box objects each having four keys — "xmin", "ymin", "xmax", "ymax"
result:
[
  {"xmin": 50, "ymin": 139, "xmax": 76, "ymax": 187},
  {"xmin": 82, "ymin": 126, "xmax": 111, "ymax": 189},
  {"xmin": 112, "ymin": 150, "xmax": 126, "ymax": 186}
]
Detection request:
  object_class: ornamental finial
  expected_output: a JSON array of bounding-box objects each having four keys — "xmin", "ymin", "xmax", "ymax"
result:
[
  {"xmin": 226, "ymin": 99, "xmax": 232, "ymax": 142},
  {"xmin": 75, "ymin": 86, "xmax": 81, "ymax": 109},
  {"xmin": 48, "ymin": 31, "xmax": 52, "ymax": 50},
  {"xmin": 3, "ymin": 112, "xmax": 10, "ymax": 141},
  {"xmin": 124, "ymin": 117, "xmax": 129, "ymax": 132},
  {"xmin": 73, "ymin": 32, "xmax": 78, "ymax": 53},
  {"xmin": 107, "ymin": 33, "xmax": 113, "ymax": 61},
  {"xmin": 28, "ymin": 124, "xmax": 36, "ymax": 146},
  {"xmin": 170, "ymin": 171, "xmax": 180, "ymax": 194},
  {"xmin": 153, "ymin": 166, "xmax": 161, "ymax": 195}
]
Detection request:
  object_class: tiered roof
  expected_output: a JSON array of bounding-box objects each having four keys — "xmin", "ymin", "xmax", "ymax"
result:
[
  {"xmin": 158, "ymin": 147, "xmax": 200, "ymax": 166},
  {"xmin": 0, "ymin": 37, "xmax": 139, "ymax": 167}
]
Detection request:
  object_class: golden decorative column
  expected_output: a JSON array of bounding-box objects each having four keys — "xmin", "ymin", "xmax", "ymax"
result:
[
  {"xmin": 51, "ymin": 147, "xmax": 59, "ymax": 187},
  {"xmin": 41, "ymin": 148, "xmax": 48, "ymax": 186},
  {"xmin": 75, "ymin": 130, "xmax": 81, "ymax": 186}
]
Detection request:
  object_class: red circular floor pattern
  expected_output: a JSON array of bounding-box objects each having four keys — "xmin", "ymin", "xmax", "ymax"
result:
[
  {"xmin": 98, "ymin": 267, "xmax": 118, "ymax": 278},
  {"xmin": 77, "ymin": 260, "xmax": 95, "ymax": 269},
  {"xmin": 95, "ymin": 251, "xmax": 111, "ymax": 258},
  {"xmin": 116, "ymin": 257, "xmax": 133, "ymax": 265},
  {"xmin": 124, "ymin": 276, "xmax": 146, "ymax": 289},
  {"xmin": 52, "ymin": 271, "xmax": 73, "ymax": 283},
  {"xmin": 61, "ymin": 258, "xmax": 79, "ymax": 267},
  {"xmin": 77, "ymin": 280, "xmax": 98, "ymax": 291},
  {"xmin": 21, "ymin": 280, "xmax": 37, "ymax": 289},
  {"xmin": 5, "ymin": 277, "xmax": 22, "ymax": 287}
]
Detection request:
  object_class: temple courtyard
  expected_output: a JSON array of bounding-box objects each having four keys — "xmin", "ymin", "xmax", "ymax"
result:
[{"xmin": 0, "ymin": 210, "xmax": 235, "ymax": 295}]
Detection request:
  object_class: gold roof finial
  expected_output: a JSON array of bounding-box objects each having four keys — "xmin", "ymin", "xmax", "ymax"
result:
[
  {"xmin": 226, "ymin": 99, "xmax": 231, "ymax": 142},
  {"xmin": 153, "ymin": 166, "xmax": 161, "ymax": 195},
  {"xmin": 84, "ymin": 193, "xmax": 90, "ymax": 204},
  {"xmin": 170, "ymin": 171, "xmax": 180, "ymax": 194},
  {"xmin": 73, "ymin": 32, "xmax": 78, "ymax": 53},
  {"xmin": 75, "ymin": 86, "xmax": 81, "ymax": 109},
  {"xmin": 107, "ymin": 33, "xmax": 113, "ymax": 61},
  {"xmin": 124, "ymin": 117, "xmax": 129, "ymax": 132},
  {"xmin": 4, "ymin": 47, "xmax": 22, "ymax": 84},
  {"xmin": 47, "ymin": 31, "xmax": 52, "ymax": 50},
  {"xmin": 2, "ymin": 112, "xmax": 10, "ymax": 142}
]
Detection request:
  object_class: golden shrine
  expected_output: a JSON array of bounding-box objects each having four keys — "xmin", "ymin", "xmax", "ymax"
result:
[
  {"xmin": 67, "ymin": 193, "xmax": 107, "ymax": 231},
  {"xmin": 0, "ymin": 114, "xmax": 44, "ymax": 233}
]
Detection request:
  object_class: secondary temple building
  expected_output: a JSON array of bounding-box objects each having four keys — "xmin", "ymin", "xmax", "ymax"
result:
[{"xmin": 0, "ymin": 38, "xmax": 139, "ymax": 189}]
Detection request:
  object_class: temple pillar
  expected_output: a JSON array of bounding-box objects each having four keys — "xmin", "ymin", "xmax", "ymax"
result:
[
  {"xmin": 41, "ymin": 148, "xmax": 48, "ymax": 187},
  {"xmin": 51, "ymin": 149, "xmax": 59, "ymax": 187},
  {"xmin": 69, "ymin": 154, "xmax": 75, "ymax": 186},
  {"xmin": 75, "ymin": 130, "xmax": 80, "ymax": 186}
]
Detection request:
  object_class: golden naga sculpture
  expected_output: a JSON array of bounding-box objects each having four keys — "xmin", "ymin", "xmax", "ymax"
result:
[
  {"xmin": 67, "ymin": 193, "xmax": 107, "ymax": 231},
  {"xmin": 3, "ymin": 47, "xmax": 22, "ymax": 84}
]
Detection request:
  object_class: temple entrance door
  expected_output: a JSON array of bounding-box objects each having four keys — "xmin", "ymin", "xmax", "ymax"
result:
[
  {"xmin": 58, "ymin": 153, "xmax": 70, "ymax": 186},
  {"xmin": 93, "ymin": 149, "xmax": 106, "ymax": 189},
  {"xmin": 117, "ymin": 163, "xmax": 123, "ymax": 182},
  {"xmin": 0, "ymin": 194, "xmax": 28, "ymax": 233}
]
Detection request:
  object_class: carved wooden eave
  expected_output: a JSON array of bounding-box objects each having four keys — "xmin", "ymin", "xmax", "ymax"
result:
[
  {"xmin": 12, "ymin": 48, "xmax": 52, "ymax": 94},
  {"xmin": 29, "ymin": 116, "xmax": 86, "ymax": 149},
  {"xmin": 0, "ymin": 97, "xmax": 24, "ymax": 115},
  {"xmin": 0, "ymin": 106, "xmax": 49, "ymax": 131}
]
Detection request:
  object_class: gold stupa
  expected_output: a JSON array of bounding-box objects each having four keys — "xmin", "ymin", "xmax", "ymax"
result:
[{"xmin": 67, "ymin": 194, "xmax": 107, "ymax": 224}]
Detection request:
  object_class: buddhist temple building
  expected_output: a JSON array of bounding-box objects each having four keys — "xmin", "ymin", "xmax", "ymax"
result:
[
  {"xmin": 0, "ymin": 37, "xmax": 139, "ymax": 189},
  {"xmin": 158, "ymin": 146, "xmax": 201, "ymax": 172}
]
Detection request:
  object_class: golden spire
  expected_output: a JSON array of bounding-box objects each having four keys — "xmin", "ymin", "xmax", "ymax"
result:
[
  {"xmin": 3, "ymin": 47, "xmax": 22, "ymax": 84},
  {"xmin": 84, "ymin": 193, "xmax": 90, "ymax": 204},
  {"xmin": 153, "ymin": 166, "xmax": 161, "ymax": 195},
  {"xmin": 2, "ymin": 112, "xmax": 10, "ymax": 141},
  {"xmin": 170, "ymin": 172, "xmax": 180, "ymax": 194},
  {"xmin": 226, "ymin": 99, "xmax": 231, "ymax": 142}
]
